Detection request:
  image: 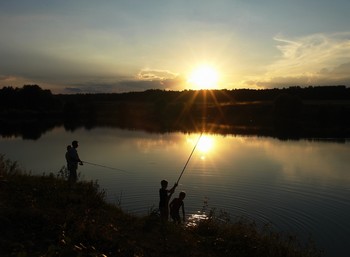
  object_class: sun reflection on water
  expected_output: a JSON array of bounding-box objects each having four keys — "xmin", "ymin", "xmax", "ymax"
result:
[
  {"xmin": 187, "ymin": 134, "xmax": 215, "ymax": 160},
  {"xmin": 186, "ymin": 212, "xmax": 209, "ymax": 228},
  {"xmin": 186, "ymin": 196, "xmax": 210, "ymax": 227},
  {"xmin": 198, "ymin": 135, "xmax": 214, "ymax": 153}
]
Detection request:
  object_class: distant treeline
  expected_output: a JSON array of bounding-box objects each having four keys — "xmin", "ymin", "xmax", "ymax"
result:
[
  {"xmin": 0, "ymin": 84, "xmax": 350, "ymax": 139},
  {"xmin": 1, "ymin": 84, "xmax": 350, "ymax": 110},
  {"xmin": 1, "ymin": 84, "xmax": 349, "ymax": 109},
  {"xmin": 0, "ymin": 85, "xmax": 61, "ymax": 112},
  {"xmin": 58, "ymin": 85, "xmax": 350, "ymax": 104}
]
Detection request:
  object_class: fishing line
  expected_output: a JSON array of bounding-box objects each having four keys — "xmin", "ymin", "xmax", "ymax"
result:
[
  {"xmin": 82, "ymin": 161, "xmax": 131, "ymax": 173},
  {"xmin": 176, "ymin": 132, "xmax": 203, "ymax": 184}
]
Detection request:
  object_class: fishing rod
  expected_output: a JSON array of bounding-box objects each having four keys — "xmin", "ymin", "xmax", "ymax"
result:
[
  {"xmin": 176, "ymin": 132, "xmax": 203, "ymax": 184},
  {"xmin": 82, "ymin": 161, "xmax": 131, "ymax": 173}
]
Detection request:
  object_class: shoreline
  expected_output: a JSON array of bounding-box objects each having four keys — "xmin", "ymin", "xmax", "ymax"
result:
[{"xmin": 0, "ymin": 156, "xmax": 324, "ymax": 257}]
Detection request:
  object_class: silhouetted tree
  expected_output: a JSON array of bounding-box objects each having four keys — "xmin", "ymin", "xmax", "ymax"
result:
[{"xmin": 0, "ymin": 85, "xmax": 61, "ymax": 112}]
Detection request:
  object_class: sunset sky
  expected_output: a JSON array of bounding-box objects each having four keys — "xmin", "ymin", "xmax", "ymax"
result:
[{"xmin": 1, "ymin": 0, "xmax": 350, "ymax": 94}]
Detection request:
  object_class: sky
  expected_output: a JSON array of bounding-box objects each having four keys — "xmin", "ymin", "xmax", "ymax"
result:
[{"xmin": 1, "ymin": 0, "xmax": 350, "ymax": 94}]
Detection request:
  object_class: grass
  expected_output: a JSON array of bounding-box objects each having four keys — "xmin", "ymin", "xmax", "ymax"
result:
[{"xmin": 0, "ymin": 154, "xmax": 324, "ymax": 257}]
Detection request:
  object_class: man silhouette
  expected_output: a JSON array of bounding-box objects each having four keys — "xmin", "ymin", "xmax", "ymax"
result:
[{"xmin": 67, "ymin": 140, "xmax": 83, "ymax": 182}]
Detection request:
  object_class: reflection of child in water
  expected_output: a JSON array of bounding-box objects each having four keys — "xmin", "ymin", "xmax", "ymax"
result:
[
  {"xmin": 159, "ymin": 180, "xmax": 177, "ymax": 221},
  {"xmin": 170, "ymin": 191, "xmax": 186, "ymax": 224}
]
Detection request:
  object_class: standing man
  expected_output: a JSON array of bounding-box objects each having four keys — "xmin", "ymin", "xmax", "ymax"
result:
[{"xmin": 67, "ymin": 140, "xmax": 83, "ymax": 182}]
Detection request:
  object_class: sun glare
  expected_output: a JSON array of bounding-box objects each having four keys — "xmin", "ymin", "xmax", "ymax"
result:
[
  {"xmin": 197, "ymin": 135, "xmax": 214, "ymax": 153},
  {"xmin": 198, "ymin": 135, "xmax": 215, "ymax": 160},
  {"xmin": 187, "ymin": 134, "xmax": 215, "ymax": 161},
  {"xmin": 188, "ymin": 65, "xmax": 219, "ymax": 90}
]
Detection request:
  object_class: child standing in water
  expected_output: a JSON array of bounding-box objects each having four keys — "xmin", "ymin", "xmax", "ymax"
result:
[
  {"xmin": 169, "ymin": 191, "xmax": 186, "ymax": 224},
  {"xmin": 159, "ymin": 180, "xmax": 177, "ymax": 222}
]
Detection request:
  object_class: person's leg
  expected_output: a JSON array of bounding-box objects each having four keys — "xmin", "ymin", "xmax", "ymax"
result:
[{"xmin": 68, "ymin": 168, "xmax": 77, "ymax": 182}]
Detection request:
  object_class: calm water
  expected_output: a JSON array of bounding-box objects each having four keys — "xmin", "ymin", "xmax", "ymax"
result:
[{"xmin": 1, "ymin": 126, "xmax": 350, "ymax": 257}]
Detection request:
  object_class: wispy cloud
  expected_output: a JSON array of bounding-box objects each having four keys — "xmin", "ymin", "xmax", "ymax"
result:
[
  {"xmin": 245, "ymin": 32, "xmax": 350, "ymax": 88},
  {"xmin": 137, "ymin": 69, "xmax": 178, "ymax": 81},
  {"xmin": 60, "ymin": 69, "xmax": 185, "ymax": 94}
]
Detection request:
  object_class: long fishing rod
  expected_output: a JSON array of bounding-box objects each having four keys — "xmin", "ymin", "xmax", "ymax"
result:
[
  {"xmin": 176, "ymin": 132, "xmax": 203, "ymax": 184},
  {"xmin": 82, "ymin": 161, "xmax": 131, "ymax": 173}
]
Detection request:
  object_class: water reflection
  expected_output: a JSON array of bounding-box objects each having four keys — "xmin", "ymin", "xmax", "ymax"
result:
[
  {"xmin": 186, "ymin": 212, "xmax": 209, "ymax": 228},
  {"xmin": 1, "ymin": 127, "xmax": 350, "ymax": 257},
  {"xmin": 186, "ymin": 196, "xmax": 210, "ymax": 228},
  {"xmin": 197, "ymin": 135, "xmax": 215, "ymax": 160}
]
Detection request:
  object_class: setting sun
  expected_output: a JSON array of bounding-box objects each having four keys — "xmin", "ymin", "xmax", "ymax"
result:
[{"xmin": 188, "ymin": 65, "xmax": 219, "ymax": 90}]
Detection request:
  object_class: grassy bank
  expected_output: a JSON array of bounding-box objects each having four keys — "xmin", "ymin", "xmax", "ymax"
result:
[{"xmin": 0, "ymin": 155, "xmax": 323, "ymax": 257}]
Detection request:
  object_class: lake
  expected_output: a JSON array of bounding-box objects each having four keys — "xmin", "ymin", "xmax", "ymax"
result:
[{"xmin": 1, "ymin": 126, "xmax": 350, "ymax": 257}]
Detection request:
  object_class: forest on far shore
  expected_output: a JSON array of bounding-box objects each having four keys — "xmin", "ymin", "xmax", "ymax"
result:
[{"xmin": 0, "ymin": 84, "xmax": 349, "ymax": 140}]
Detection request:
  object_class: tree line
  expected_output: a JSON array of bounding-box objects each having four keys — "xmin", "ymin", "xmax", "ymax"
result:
[
  {"xmin": 0, "ymin": 85, "xmax": 61, "ymax": 112},
  {"xmin": 0, "ymin": 84, "xmax": 349, "ymax": 139},
  {"xmin": 1, "ymin": 84, "xmax": 349, "ymax": 110}
]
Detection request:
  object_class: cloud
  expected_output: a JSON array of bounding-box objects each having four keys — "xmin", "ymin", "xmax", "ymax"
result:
[
  {"xmin": 0, "ymin": 74, "xmax": 43, "ymax": 88},
  {"xmin": 135, "ymin": 69, "xmax": 185, "ymax": 90},
  {"xmin": 0, "ymin": 66, "xmax": 185, "ymax": 94},
  {"xmin": 137, "ymin": 69, "xmax": 178, "ymax": 81},
  {"xmin": 60, "ymin": 80, "xmax": 149, "ymax": 94},
  {"xmin": 64, "ymin": 87, "xmax": 85, "ymax": 94},
  {"xmin": 59, "ymin": 69, "xmax": 186, "ymax": 94},
  {"xmin": 246, "ymin": 32, "xmax": 350, "ymax": 88}
]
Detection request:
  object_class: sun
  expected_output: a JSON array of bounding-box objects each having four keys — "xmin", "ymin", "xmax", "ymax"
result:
[{"xmin": 188, "ymin": 65, "xmax": 219, "ymax": 90}]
